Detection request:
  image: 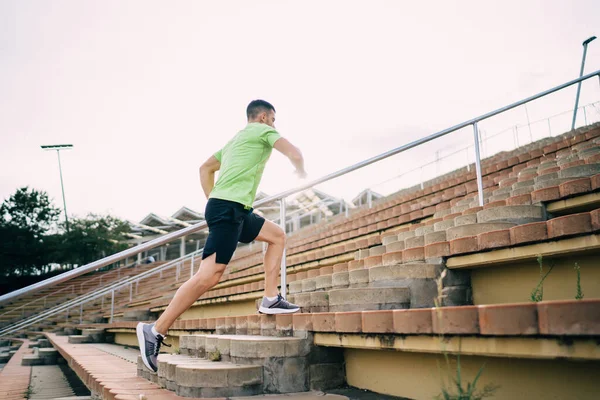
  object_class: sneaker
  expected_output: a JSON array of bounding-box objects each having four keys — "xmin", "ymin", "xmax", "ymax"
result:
[
  {"xmin": 136, "ymin": 322, "xmax": 171, "ymax": 372},
  {"xmin": 258, "ymin": 294, "xmax": 300, "ymax": 314}
]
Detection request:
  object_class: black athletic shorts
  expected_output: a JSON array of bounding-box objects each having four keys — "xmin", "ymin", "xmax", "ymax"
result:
[{"xmin": 201, "ymin": 198, "xmax": 266, "ymax": 265}]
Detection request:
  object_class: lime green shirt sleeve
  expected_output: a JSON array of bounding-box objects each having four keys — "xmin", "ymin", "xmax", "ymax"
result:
[
  {"xmin": 214, "ymin": 149, "xmax": 222, "ymax": 162},
  {"xmin": 261, "ymin": 128, "xmax": 282, "ymax": 148}
]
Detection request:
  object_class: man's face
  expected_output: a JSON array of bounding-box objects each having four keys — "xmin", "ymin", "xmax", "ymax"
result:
[{"xmin": 260, "ymin": 110, "xmax": 276, "ymax": 128}]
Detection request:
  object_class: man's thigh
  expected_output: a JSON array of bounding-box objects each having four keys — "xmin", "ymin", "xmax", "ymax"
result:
[{"xmin": 253, "ymin": 219, "xmax": 284, "ymax": 245}]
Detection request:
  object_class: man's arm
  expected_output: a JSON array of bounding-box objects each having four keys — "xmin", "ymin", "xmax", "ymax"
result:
[
  {"xmin": 199, "ymin": 155, "xmax": 221, "ymax": 199},
  {"xmin": 273, "ymin": 138, "xmax": 306, "ymax": 178}
]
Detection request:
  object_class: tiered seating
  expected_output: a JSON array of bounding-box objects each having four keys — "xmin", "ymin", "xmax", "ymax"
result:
[
  {"xmin": 0, "ymin": 262, "xmax": 161, "ymax": 331},
  {"xmin": 3, "ymin": 123, "xmax": 600, "ymax": 399}
]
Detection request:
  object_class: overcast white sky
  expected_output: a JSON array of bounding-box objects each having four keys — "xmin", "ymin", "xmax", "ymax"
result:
[{"xmin": 1, "ymin": 0, "xmax": 599, "ymax": 223}]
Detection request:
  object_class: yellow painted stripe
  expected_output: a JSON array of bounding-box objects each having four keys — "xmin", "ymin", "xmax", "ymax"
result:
[
  {"xmin": 314, "ymin": 332, "xmax": 600, "ymax": 361},
  {"xmin": 446, "ymin": 234, "xmax": 600, "ymax": 269}
]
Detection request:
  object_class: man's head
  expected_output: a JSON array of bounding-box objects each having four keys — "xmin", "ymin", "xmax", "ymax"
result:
[{"xmin": 247, "ymin": 99, "xmax": 276, "ymax": 128}]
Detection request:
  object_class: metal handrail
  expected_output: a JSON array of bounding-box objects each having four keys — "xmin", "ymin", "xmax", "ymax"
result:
[
  {"xmin": 0, "ymin": 193, "xmax": 339, "ymax": 336},
  {"xmin": 367, "ymin": 100, "xmax": 600, "ymax": 194},
  {"xmin": 0, "ymin": 285, "xmax": 74, "ymax": 318},
  {"xmin": 0, "ymin": 248, "xmax": 206, "ymax": 336},
  {"xmin": 1, "ymin": 69, "xmax": 599, "ymax": 307}
]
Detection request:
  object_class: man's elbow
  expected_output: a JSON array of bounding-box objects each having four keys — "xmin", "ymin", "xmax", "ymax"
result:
[
  {"xmin": 199, "ymin": 164, "xmax": 211, "ymax": 176},
  {"xmin": 289, "ymin": 148, "xmax": 304, "ymax": 162}
]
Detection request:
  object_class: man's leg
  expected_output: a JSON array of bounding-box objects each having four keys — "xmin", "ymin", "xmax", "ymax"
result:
[
  {"xmin": 154, "ymin": 253, "xmax": 226, "ymax": 335},
  {"xmin": 254, "ymin": 219, "xmax": 286, "ymax": 298},
  {"xmin": 254, "ymin": 219, "xmax": 300, "ymax": 314},
  {"xmin": 136, "ymin": 253, "xmax": 227, "ymax": 372}
]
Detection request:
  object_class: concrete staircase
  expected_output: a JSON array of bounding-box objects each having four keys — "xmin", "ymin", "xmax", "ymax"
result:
[{"xmin": 137, "ymin": 333, "xmax": 344, "ymax": 397}]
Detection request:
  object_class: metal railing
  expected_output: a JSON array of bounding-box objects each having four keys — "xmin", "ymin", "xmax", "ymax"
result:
[
  {"xmin": 0, "ymin": 247, "xmax": 207, "ymax": 336},
  {"xmin": 0, "ymin": 284, "xmax": 74, "ymax": 320},
  {"xmin": 366, "ymin": 100, "xmax": 600, "ymax": 197},
  {"xmin": 0, "ymin": 69, "xmax": 599, "ymax": 335}
]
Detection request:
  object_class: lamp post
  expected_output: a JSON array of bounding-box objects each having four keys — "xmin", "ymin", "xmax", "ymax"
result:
[
  {"xmin": 41, "ymin": 144, "xmax": 73, "ymax": 231},
  {"xmin": 571, "ymin": 36, "xmax": 597, "ymax": 131}
]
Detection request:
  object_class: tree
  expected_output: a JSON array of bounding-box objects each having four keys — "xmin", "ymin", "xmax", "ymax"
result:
[
  {"xmin": 0, "ymin": 187, "xmax": 61, "ymax": 276},
  {"xmin": 54, "ymin": 214, "xmax": 131, "ymax": 267}
]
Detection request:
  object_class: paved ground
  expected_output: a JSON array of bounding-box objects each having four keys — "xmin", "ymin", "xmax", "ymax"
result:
[
  {"xmin": 78, "ymin": 343, "xmax": 410, "ymax": 400},
  {"xmin": 30, "ymin": 365, "xmax": 78, "ymax": 399},
  {"xmin": 90, "ymin": 343, "xmax": 139, "ymax": 363}
]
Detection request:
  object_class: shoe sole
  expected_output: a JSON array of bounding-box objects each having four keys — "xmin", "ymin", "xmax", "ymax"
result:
[
  {"xmin": 136, "ymin": 323, "xmax": 155, "ymax": 372},
  {"xmin": 258, "ymin": 306, "xmax": 300, "ymax": 314}
]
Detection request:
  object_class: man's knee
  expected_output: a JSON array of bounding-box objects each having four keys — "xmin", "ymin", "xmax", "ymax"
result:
[{"xmin": 273, "ymin": 227, "xmax": 286, "ymax": 246}]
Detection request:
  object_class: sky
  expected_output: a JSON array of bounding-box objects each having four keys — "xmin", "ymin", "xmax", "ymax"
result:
[{"xmin": 1, "ymin": 0, "xmax": 599, "ymax": 224}]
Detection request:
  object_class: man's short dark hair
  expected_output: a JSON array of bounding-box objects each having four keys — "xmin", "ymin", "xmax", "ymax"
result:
[{"xmin": 247, "ymin": 100, "xmax": 275, "ymax": 120}]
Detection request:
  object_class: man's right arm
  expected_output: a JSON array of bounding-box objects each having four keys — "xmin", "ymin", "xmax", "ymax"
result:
[
  {"xmin": 273, "ymin": 138, "xmax": 307, "ymax": 178},
  {"xmin": 199, "ymin": 155, "xmax": 221, "ymax": 199}
]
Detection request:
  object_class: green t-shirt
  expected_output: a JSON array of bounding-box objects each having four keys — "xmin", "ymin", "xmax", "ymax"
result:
[{"xmin": 209, "ymin": 123, "xmax": 281, "ymax": 208}]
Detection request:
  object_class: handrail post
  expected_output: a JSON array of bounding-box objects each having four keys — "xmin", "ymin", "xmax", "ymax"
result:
[
  {"xmin": 473, "ymin": 122, "xmax": 485, "ymax": 207},
  {"xmin": 190, "ymin": 253, "xmax": 195, "ymax": 279},
  {"xmin": 110, "ymin": 290, "xmax": 114, "ymax": 324},
  {"xmin": 280, "ymin": 199, "xmax": 287, "ymax": 298},
  {"xmin": 571, "ymin": 38, "xmax": 595, "ymax": 131},
  {"xmin": 79, "ymin": 303, "xmax": 83, "ymax": 324},
  {"xmin": 129, "ymin": 283, "xmax": 133, "ymax": 302}
]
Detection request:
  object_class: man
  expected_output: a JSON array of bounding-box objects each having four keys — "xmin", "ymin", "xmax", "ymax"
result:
[{"xmin": 137, "ymin": 100, "xmax": 306, "ymax": 372}]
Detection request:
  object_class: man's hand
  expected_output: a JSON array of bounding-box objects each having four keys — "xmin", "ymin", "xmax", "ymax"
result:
[
  {"xmin": 273, "ymin": 138, "xmax": 306, "ymax": 179},
  {"xmin": 294, "ymin": 169, "xmax": 307, "ymax": 179}
]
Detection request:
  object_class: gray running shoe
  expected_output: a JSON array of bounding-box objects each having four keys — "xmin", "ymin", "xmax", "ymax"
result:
[
  {"xmin": 258, "ymin": 294, "xmax": 300, "ymax": 314},
  {"xmin": 136, "ymin": 322, "xmax": 171, "ymax": 372}
]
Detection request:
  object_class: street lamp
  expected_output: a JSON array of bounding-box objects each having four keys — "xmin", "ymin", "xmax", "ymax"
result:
[
  {"xmin": 41, "ymin": 144, "xmax": 73, "ymax": 231},
  {"xmin": 571, "ymin": 35, "xmax": 597, "ymax": 131}
]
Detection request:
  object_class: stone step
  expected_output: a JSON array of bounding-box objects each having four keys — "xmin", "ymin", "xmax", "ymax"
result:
[
  {"xmin": 367, "ymin": 263, "xmax": 442, "ymax": 308},
  {"xmin": 67, "ymin": 335, "xmax": 89, "ymax": 344},
  {"xmin": 559, "ymin": 163, "xmax": 600, "ymax": 179},
  {"xmin": 21, "ymin": 354, "xmax": 45, "ymax": 366},
  {"xmin": 328, "ymin": 287, "xmax": 410, "ymax": 312},
  {"xmin": 229, "ymin": 392, "xmax": 348, "ymax": 399},
  {"xmin": 447, "ymin": 222, "xmax": 517, "ymax": 240},
  {"xmin": 139, "ymin": 353, "xmax": 264, "ymax": 398},
  {"xmin": 476, "ymin": 205, "xmax": 544, "ymax": 224}
]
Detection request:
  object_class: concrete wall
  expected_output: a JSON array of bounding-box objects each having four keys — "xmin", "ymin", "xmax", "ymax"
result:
[
  {"xmin": 470, "ymin": 254, "xmax": 600, "ymax": 304},
  {"xmin": 177, "ymin": 299, "xmax": 257, "ymax": 319},
  {"xmin": 345, "ymin": 348, "xmax": 600, "ymax": 400}
]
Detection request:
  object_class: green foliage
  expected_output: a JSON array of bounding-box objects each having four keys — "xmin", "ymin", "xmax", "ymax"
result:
[
  {"xmin": 51, "ymin": 214, "xmax": 130, "ymax": 266},
  {"xmin": 436, "ymin": 351, "xmax": 499, "ymax": 400},
  {"xmin": 0, "ymin": 187, "xmax": 61, "ymax": 234},
  {"xmin": 530, "ymin": 255, "xmax": 554, "ymax": 302},
  {"xmin": 0, "ymin": 187, "xmax": 130, "ymax": 278},
  {"xmin": 23, "ymin": 384, "xmax": 35, "ymax": 399},
  {"xmin": 208, "ymin": 349, "xmax": 221, "ymax": 361},
  {"xmin": 434, "ymin": 269, "xmax": 499, "ymax": 399},
  {"xmin": 574, "ymin": 263, "xmax": 584, "ymax": 300},
  {"xmin": 0, "ymin": 187, "xmax": 61, "ymax": 276}
]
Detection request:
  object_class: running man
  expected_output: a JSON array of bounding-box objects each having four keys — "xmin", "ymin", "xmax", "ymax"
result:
[{"xmin": 137, "ymin": 100, "xmax": 306, "ymax": 372}]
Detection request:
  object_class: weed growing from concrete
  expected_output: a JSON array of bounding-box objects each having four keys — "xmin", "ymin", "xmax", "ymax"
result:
[
  {"xmin": 530, "ymin": 255, "xmax": 554, "ymax": 302},
  {"xmin": 208, "ymin": 349, "xmax": 221, "ymax": 362},
  {"xmin": 574, "ymin": 263, "xmax": 584, "ymax": 300},
  {"xmin": 23, "ymin": 384, "xmax": 35, "ymax": 399},
  {"xmin": 434, "ymin": 269, "xmax": 499, "ymax": 400}
]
